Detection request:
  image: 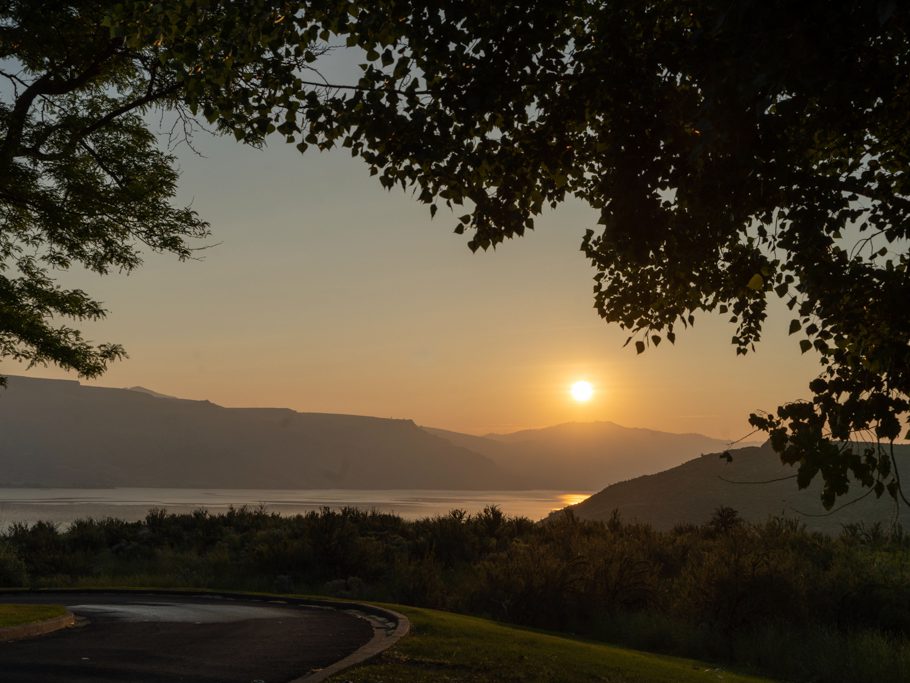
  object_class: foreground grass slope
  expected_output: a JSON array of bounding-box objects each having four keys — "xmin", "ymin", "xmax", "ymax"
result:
[
  {"xmin": 0, "ymin": 604, "xmax": 67, "ymax": 628},
  {"xmin": 338, "ymin": 605, "xmax": 772, "ymax": 683}
]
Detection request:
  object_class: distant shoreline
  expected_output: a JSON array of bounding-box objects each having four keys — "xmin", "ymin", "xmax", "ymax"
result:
[{"xmin": 0, "ymin": 488, "xmax": 595, "ymax": 526}]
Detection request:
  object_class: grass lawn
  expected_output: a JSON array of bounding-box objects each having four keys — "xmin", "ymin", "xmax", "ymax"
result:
[
  {"xmin": 0, "ymin": 604, "xmax": 68, "ymax": 629},
  {"xmin": 336, "ymin": 605, "xmax": 775, "ymax": 683}
]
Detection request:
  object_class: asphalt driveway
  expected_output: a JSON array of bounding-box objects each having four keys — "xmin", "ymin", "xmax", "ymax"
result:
[{"xmin": 0, "ymin": 592, "xmax": 374, "ymax": 682}]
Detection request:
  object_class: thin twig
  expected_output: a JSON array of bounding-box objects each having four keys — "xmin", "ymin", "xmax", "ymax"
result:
[
  {"xmin": 789, "ymin": 487, "xmax": 875, "ymax": 517},
  {"xmin": 718, "ymin": 474, "xmax": 798, "ymax": 485},
  {"xmin": 889, "ymin": 441, "xmax": 910, "ymax": 507},
  {"xmin": 725, "ymin": 428, "xmax": 762, "ymax": 448}
]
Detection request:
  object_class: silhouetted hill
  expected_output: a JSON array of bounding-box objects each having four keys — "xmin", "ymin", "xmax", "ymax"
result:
[
  {"xmin": 125, "ymin": 386, "xmax": 178, "ymax": 400},
  {"xmin": 562, "ymin": 442, "xmax": 910, "ymax": 534},
  {"xmin": 0, "ymin": 376, "xmax": 520, "ymax": 489},
  {"xmin": 426, "ymin": 422, "xmax": 738, "ymax": 489}
]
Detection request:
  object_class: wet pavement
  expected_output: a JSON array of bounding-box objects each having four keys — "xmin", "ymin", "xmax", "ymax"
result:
[{"xmin": 0, "ymin": 592, "xmax": 374, "ymax": 682}]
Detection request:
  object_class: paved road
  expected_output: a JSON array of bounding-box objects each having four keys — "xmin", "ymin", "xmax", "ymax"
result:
[{"xmin": 0, "ymin": 592, "xmax": 374, "ymax": 683}]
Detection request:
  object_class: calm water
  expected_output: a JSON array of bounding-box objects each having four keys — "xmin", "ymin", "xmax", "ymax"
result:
[{"xmin": 0, "ymin": 488, "xmax": 592, "ymax": 528}]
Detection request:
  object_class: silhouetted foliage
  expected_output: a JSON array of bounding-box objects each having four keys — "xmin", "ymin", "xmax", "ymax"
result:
[
  {"xmin": 708, "ymin": 506, "xmax": 743, "ymax": 535},
  {"xmin": 2, "ymin": 506, "xmax": 909, "ymax": 681}
]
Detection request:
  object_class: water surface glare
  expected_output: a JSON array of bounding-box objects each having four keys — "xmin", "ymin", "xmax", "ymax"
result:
[{"xmin": 0, "ymin": 488, "xmax": 592, "ymax": 527}]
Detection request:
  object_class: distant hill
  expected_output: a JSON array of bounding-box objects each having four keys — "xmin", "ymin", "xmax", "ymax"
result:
[
  {"xmin": 0, "ymin": 375, "xmax": 520, "ymax": 489},
  {"xmin": 125, "ymin": 386, "xmax": 178, "ymax": 400},
  {"xmin": 426, "ymin": 422, "xmax": 739, "ymax": 490},
  {"xmin": 561, "ymin": 442, "xmax": 910, "ymax": 534}
]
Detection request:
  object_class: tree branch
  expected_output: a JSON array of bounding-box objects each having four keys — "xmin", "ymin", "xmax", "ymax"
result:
[
  {"xmin": 17, "ymin": 81, "xmax": 183, "ymax": 163},
  {"xmin": 0, "ymin": 38, "xmax": 121, "ymax": 171},
  {"xmin": 77, "ymin": 140, "xmax": 127, "ymax": 190}
]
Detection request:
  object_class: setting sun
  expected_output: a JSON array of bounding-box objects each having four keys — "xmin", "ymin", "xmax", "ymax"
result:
[{"xmin": 570, "ymin": 380, "xmax": 594, "ymax": 402}]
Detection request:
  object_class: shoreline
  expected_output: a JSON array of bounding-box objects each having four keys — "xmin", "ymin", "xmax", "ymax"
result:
[{"xmin": 0, "ymin": 487, "xmax": 594, "ymax": 527}]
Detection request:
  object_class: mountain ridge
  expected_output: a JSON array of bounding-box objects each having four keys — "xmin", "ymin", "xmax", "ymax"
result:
[
  {"xmin": 426, "ymin": 421, "xmax": 739, "ymax": 489},
  {"xmin": 3, "ymin": 374, "xmax": 752, "ymax": 492},
  {"xmin": 482, "ymin": 419, "xmax": 739, "ymax": 442},
  {"xmin": 0, "ymin": 375, "xmax": 519, "ymax": 489}
]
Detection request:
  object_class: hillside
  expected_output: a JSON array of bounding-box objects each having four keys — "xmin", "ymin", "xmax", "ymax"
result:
[
  {"xmin": 427, "ymin": 422, "xmax": 737, "ymax": 490},
  {"xmin": 563, "ymin": 441, "xmax": 910, "ymax": 534},
  {"xmin": 0, "ymin": 375, "xmax": 520, "ymax": 489}
]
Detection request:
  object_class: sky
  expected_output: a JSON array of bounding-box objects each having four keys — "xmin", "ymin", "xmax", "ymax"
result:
[{"xmin": 8, "ymin": 125, "xmax": 823, "ymax": 439}]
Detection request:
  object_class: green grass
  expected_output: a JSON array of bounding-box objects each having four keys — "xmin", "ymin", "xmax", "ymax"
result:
[
  {"xmin": 0, "ymin": 604, "xmax": 67, "ymax": 628},
  {"xmin": 336, "ymin": 605, "xmax": 776, "ymax": 683}
]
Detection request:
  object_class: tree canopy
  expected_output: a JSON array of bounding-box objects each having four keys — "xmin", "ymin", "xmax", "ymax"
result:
[{"xmin": 1, "ymin": 0, "xmax": 908, "ymax": 507}]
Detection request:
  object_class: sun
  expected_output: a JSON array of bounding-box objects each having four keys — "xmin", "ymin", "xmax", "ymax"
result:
[{"xmin": 570, "ymin": 380, "xmax": 594, "ymax": 402}]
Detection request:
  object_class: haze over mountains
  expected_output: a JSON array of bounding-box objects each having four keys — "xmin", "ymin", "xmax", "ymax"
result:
[
  {"xmin": 563, "ymin": 442, "xmax": 910, "ymax": 534},
  {"xmin": 0, "ymin": 376, "xmax": 514, "ymax": 489},
  {"xmin": 426, "ymin": 423, "xmax": 735, "ymax": 489},
  {"xmin": 0, "ymin": 375, "xmax": 735, "ymax": 491}
]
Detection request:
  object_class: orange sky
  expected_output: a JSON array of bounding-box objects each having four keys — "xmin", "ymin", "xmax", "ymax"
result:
[{"xmin": 8, "ymin": 129, "xmax": 823, "ymax": 439}]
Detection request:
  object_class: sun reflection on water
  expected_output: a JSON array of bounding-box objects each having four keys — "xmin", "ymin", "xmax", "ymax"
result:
[{"xmin": 556, "ymin": 493, "xmax": 591, "ymax": 508}]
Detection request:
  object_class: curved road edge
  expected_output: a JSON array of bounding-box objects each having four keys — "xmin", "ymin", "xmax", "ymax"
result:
[
  {"xmin": 0, "ymin": 612, "xmax": 76, "ymax": 642},
  {"xmin": 294, "ymin": 604, "xmax": 409, "ymax": 682},
  {"xmin": 0, "ymin": 588, "xmax": 409, "ymax": 682}
]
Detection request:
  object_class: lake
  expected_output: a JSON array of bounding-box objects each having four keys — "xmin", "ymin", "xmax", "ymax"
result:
[{"xmin": 0, "ymin": 488, "xmax": 593, "ymax": 528}]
